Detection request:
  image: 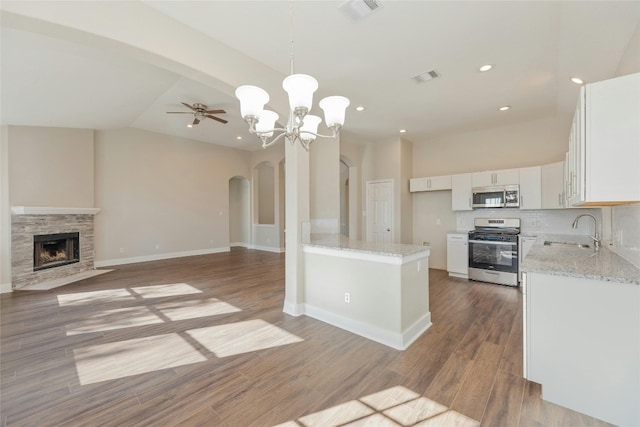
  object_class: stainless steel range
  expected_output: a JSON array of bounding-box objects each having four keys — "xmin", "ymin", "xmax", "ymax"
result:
[{"xmin": 468, "ymin": 218, "xmax": 520, "ymax": 287}]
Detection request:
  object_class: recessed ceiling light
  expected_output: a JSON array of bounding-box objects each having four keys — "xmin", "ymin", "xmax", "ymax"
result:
[
  {"xmin": 479, "ymin": 64, "xmax": 493, "ymax": 72},
  {"xmin": 399, "ymin": 129, "xmax": 407, "ymax": 133},
  {"xmin": 356, "ymin": 106, "xmax": 365, "ymax": 112},
  {"xmin": 571, "ymin": 77, "xmax": 584, "ymax": 85},
  {"xmin": 499, "ymin": 105, "xmax": 511, "ymax": 111},
  {"xmin": 236, "ymin": 136, "xmax": 242, "ymax": 140},
  {"xmin": 187, "ymin": 124, "xmax": 193, "ymax": 128}
]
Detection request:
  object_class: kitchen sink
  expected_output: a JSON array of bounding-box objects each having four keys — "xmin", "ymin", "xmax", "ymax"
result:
[{"xmin": 543, "ymin": 241, "xmax": 591, "ymax": 249}]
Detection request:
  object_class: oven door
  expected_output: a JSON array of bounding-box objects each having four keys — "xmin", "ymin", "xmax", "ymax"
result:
[{"xmin": 468, "ymin": 239, "xmax": 518, "ymax": 274}]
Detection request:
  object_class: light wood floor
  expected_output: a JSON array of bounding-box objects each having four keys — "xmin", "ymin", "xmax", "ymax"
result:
[{"xmin": 1, "ymin": 248, "xmax": 614, "ymax": 427}]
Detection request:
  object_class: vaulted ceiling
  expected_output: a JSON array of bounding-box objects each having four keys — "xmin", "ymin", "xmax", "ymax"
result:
[{"xmin": 1, "ymin": 1, "xmax": 638, "ymax": 150}]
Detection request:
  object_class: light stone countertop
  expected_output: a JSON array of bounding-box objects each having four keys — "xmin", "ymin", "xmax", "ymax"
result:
[
  {"xmin": 304, "ymin": 234, "xmax": 430, "ymax": 258},
  {"xmin": 521, "ymin": 242, "xmax": 640, "ymax": 285}
]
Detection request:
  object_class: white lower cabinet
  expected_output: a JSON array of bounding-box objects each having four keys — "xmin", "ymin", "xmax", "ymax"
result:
[
  {"xmin": 446, "ymin": 232, "xmax": 468, "ymax": 278},
  {"xmin": 525, "ymin": 272, "xmax": 639, "ymax": 427}
]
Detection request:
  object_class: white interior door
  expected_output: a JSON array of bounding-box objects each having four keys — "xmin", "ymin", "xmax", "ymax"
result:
[{"xmin": 366, "ymin": 180, "xmax": 393, "ymax": 243}]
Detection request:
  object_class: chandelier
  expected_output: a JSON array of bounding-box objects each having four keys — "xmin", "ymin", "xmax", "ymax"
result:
[{"xmin": 235, "ymin": 3, "xmax": 350, "ymax": 151}]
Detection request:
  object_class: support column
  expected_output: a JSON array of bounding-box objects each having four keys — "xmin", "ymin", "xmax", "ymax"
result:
[{"xmin": 283, "ymin": 139, "xmax": 309, "ymax": 316}]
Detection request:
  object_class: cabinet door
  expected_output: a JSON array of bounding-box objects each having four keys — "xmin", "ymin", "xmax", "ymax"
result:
[
  {"xmin": 585, "ymin": 72, "xmax": 640, "ymax": 203},
  {"xmin": 495, "ymin": 168, "xmax": 520, "ymax": 185},
  {"xmin": 451, "ymin": 173, "xmax": 472, "ymax": 211},
  {"xmin": 428, "ymin": 175, "xmax": 452, "ymax": 191},
  {"xmin": 519, "ymin": 166, "xmax": 541, "ymax": 210},
  {"xmin": 568, "ymin": 90, "xmax": 586, "ymax": 206},
  {"xmin": 541, "ymin": 161, "xmax": 565, "ymax": 209},
  {"xmin": 447, "ymin": 234, "xmax": 468, "ymax": 275},
  {"xmin": 471, "ymin": 171, "xmax": 494, "ymax": 187},
  {"xmin": 409, "ymin": 177, "xmax": 429, "ymax": 192}
]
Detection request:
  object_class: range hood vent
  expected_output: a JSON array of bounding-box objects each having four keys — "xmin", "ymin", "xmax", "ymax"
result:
[{"xmin": 339, "ymin": 0, "xmax": 383, "ymax": 20}]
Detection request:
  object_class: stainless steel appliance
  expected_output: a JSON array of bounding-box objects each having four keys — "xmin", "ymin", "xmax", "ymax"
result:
[
  {"xmin": 472, "ymin": 185, "xmax": 520, "ymax": 209},
  {"xmin": 468, "ymin": 218, "xmax": 520, "ymax": 286}
]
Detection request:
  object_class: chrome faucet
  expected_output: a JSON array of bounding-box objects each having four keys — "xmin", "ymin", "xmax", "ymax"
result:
[{"xmin": 571, "ymin": 213, "xmax": 601, "ymax": 249}]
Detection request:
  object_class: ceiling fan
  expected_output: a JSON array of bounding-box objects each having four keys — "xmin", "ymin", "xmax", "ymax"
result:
[{"xmin": 166, "ymin": 102, "xmax": 228, "ymax": 127}]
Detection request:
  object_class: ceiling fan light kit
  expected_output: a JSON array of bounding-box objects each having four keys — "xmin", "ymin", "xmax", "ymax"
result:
[{"xmin": 166, "ymin": 102, "xmax": 227, "ymax": 127}]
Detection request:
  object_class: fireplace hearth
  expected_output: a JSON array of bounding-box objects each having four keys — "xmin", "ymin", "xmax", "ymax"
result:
[{"xmin": 34, "ymin": 232, "xmax": 80, "ymax": 271}]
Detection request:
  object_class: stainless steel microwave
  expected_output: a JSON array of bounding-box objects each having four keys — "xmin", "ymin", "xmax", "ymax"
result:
[{"xmin": 472, "ymin": 185, "xmax": 520, "ymax": 208}]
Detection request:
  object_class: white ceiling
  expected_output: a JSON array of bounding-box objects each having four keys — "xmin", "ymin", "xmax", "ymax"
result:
[{"xmin": 2, "ymin": 1, "xmax": 639, "ymax": 150}]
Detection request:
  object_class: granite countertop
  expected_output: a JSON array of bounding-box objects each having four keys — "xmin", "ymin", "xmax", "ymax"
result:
[
  {"xmin": 521, "ymin": 241, "xmax": 640, "ymax": 285},
  {"xmin": 304, "ymin": 234, "xmax": 430, "ymax": 258}
]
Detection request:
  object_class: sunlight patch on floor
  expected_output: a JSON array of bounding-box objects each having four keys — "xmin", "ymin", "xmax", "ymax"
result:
[
  {"xmin": 72, "ymin": 333, "xmax": 206, "ymax": 385},
  {"xmin": 129, "ymin": 283, "xmax": 202, "ymax": 298},
  {"xmin": 273, "ymin": 385, "xmax": 479, "ymax": 427},
  {"xmin": 65, "ymin": 306, "xmax": 164, "ymax": 335},
  {"xmin": 57, "ymin": 288, "xmax": 134, "ymax": 307},
  {"xmin": 186, "ymin": 319, "xmax": 304, "ymax": 357},
  {"xmin": 155, "ymin": 297, "xmax": 241, "ymax": 321}
]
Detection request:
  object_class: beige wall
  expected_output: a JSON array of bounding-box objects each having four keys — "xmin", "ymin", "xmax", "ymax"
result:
[
  {"xmin": 94, "ymin": 127, "xmax": 249, "ymax": 263},
  {"xmin": 616, "ymin": 22, "xmax": 640, "ymax": 76},
  {"xmin": 340, "ymin": 140, "xmax": 365, "ymax": 240},
  {"xmin": 400, "ymin": 138, "xmax": 413, "ymax": 244},
  {"xmin": 310, "ymin": 135, "xmax": 340, "ymax": 231},
  {"xmin": 8, "ymin": 126, "xmax": 94, "ymax": 207},
  {"xmin": 256, "ymin": 162, "xmax": 275, "ymax": 224},
  {"xmin": 412, "ymin": 115, "xmax": 569, "ymax": 178},
  {"xmin": 229, "ymin": 176, "xmax": 250, "ymax": 245},
  {"xmin": 412, "ymin": 191, "xmax": 457, "ymax": 270}
]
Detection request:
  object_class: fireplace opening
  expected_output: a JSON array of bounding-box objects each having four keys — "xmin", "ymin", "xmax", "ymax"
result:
[{"xmin": 33, "ymin": 232, "xmax": 80, "ymax": 271}]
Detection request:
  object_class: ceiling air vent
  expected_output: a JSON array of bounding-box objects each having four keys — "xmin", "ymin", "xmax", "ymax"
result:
[
  {"xmin": 412, "ymin": 69, "xmax": 441, "ymax": 83},
  {"xmin": 339, "ymin": 0, "xmax": 383, "ymax": 20}
]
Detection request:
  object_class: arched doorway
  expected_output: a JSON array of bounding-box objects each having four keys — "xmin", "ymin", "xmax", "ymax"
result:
[{"xmin": 339, "ymin": 155, "xmax": 358, "ymax": 239}]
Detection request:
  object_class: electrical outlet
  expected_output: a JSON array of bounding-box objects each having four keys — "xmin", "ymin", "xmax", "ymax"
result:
[
  {"xmin": 119, "ymin": 247, "xmax": 124, "ymax": 253},
  {"xmin": 436, "ymin": 218, "xmax": 441, "ymax": 225},
  {"xmin": 344, "ymin": 292, "xmax": 351, "ymax": 303},
  {"xmin": 155, "ymin": 244, "xmax": 160, "ymax": 250}
]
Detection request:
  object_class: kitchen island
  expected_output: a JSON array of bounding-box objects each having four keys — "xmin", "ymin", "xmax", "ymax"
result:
[
  {"xmin": 521, "ymin": 242, "xmax": 640, "ymax": 427},
  {"xmin": 302, "ymin": 235, "xmax": 431, "ymax": 350}
]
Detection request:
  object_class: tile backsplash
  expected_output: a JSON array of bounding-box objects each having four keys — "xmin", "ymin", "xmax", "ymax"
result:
[
  {"xmin": 456, "ymin": 208, "xmax": 603, "ymax": 238},
  {"xmin": 612, "ymin": 204, "xmax": 640, "ymax": 268}
]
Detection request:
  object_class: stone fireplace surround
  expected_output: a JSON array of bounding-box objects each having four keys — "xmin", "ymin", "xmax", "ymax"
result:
[{"xmin": 10, "ymin": 207, "xmax": 103, "ymax": 290}]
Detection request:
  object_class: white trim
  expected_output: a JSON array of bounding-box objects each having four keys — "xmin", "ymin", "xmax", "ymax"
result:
[
  {"xmin": 229, "ymin": 242, "xmax": 250, "ymax": 248},
  {"xmin": 283, "ymin": 301, "xmax": 304, "ymax": 316},
  {"xmin": 95, "ymin": 247, "xmax": 230, "ymax": 267},
  {"xmin": 0, "ymin": 282, "xmax": 12, "ymax": 293},
  {"xmin": 448, "ymin": 272, "xmax": 469, "ymax": 279},
  {"xmin": 11, "ymin": 206, "xmax": 100, "ymax": 215},
  {"xmin": 250, "ymin": 244, "xmax": 285, "ymax": 253},
  {"xmin": 303, "ymin": 245, "xmax": 429, "ymax": 265},
  {"xmin": 303, "ymin": 303, "xmax": 431, "ymax": 350},
  {"xmin": 253, "ymin": 223, "xmax": 277, "ymax": 228}
]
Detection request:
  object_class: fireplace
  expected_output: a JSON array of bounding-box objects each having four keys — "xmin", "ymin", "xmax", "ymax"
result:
[{"xmin": 33, "ymin": 232, "xmax": 80, "ymax": 271}]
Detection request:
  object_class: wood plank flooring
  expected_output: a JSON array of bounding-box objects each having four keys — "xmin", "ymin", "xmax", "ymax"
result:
[{"xmin": 1, "ymin": 248, "xmax": 614, "ymax": 427}]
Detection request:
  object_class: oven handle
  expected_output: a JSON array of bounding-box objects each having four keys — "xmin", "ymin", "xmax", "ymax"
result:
[{"xmin": 469, "ymin": 240, "xmax": 517, "ymax": 245}]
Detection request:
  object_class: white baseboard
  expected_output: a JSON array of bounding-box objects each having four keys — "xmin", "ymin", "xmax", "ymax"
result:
[
  {"xmin": 283, "ymin": 301, "xmax": 305, "ymax": 316},
  {"xmin": 95, "ymin": 247, "xmax": 230, "ymax": 268},
  {"xmin": 448, "ymin": 272, "xmax": 469, "ymax": 279},
  {"xmin": 0, "ymin": 282, "xmax": 12, "ymax": 294},
  {"xmin": 250, "ymin": 244, "xmax": 285, "ymax": 253},
  {"xmin": 302, "ymin": 304, "xmax": 431, "ymax": 350},
  {"xmin": 229, "ymin": 242, "xmax": 250, "ymax": 248}
]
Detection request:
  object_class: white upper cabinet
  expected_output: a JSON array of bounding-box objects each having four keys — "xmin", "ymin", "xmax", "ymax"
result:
[
  {"xmin": 472, "ymin": 168, "xmax": 519, "ymax": 187},
  {"xmin": 451, "ymin": 173, "xmax": 472, "ymax": 211},
  {"xmin": 519, "ymin": 166, "xmax": 541, "ymax": 210},
  {"xmin": 542, "ymin": 161, "xmax": 565, "ymax": 209},
  {"xmin": 409, "ymin": 175, "xmax": 452, "ymax": 192},
  {"xmin": 567, "ymin": 72, "xmax": 640, "ymax": 205}
]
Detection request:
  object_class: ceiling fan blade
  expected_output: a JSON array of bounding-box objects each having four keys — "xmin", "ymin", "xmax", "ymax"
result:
[
  {"xmin": 206, "ymin": 115, "xmax": 228, "ymax": 124},
  {"xmin": 205, "ymin": 109, "xmax": 226, "ymax": 114},
  {"xmin": 166, "ymin": 111, "xmax": 193, "ymax": 114},
  {"xmin": 181, "ymin": 102, "xmax": 197, "ymax": 111},
  {"xmin": 193, "ymin": 118, "xmax": 200, "ymax": 125}
]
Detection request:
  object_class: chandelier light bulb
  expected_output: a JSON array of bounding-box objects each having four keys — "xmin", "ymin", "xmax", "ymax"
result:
[
  {"xmin": 255, "ymin": 110, "xmax": 279, "ymax": 137},
  {"xmin": 235, "ymin": 85, "xmax": 269, "ymax": 119},
  {"xmin": 299, "ymin": 114, "xmax": 322, "ymax": 142},
  {"xmin": 282, "ymin": 74, "xmax": 318, "ymax": 113},
  {"xmin": 319, "ymin": 96, "xmax": 350, "ymax": 129}
]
